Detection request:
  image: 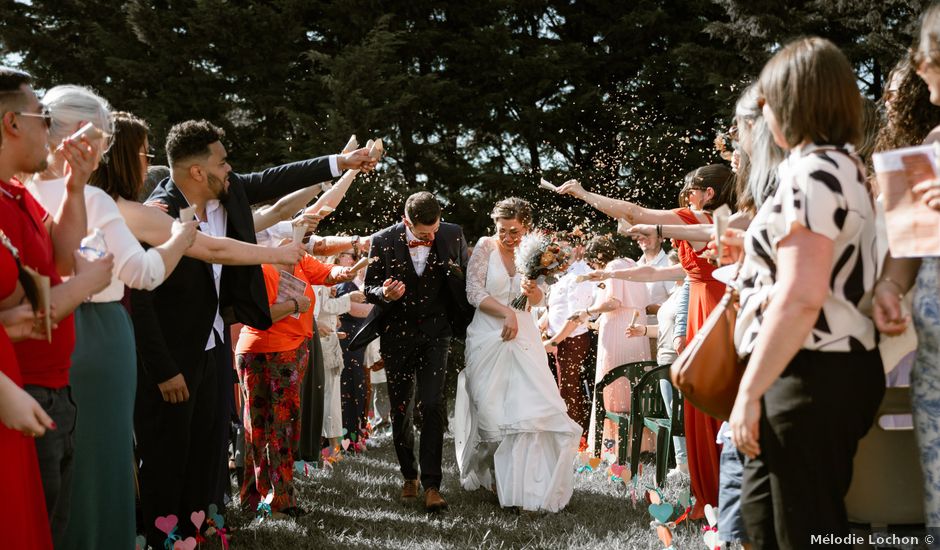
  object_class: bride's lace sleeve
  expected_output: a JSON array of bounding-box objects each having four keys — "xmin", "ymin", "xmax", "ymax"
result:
[{"xmin": 466, "ymin": 237, "xmax": 494, "ymax": 308}]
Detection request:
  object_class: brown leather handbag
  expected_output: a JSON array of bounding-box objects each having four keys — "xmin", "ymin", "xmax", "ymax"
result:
[{"xmin": 670, "ymin": 285, "xmax": 746, "ymax": 421}]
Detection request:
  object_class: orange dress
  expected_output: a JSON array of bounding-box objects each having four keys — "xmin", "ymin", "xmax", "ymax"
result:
[
  {"xmin": 674, "ymin": 207, "xmax": 724, "ymax": 519},
  {"xmin": 0, "ymin": 239, "xmax": 53, "ymax": 550}
]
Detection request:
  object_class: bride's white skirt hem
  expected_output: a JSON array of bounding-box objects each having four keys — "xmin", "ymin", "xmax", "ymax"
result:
[{"xmin": 455, "ymin": 372, "xmax": 581, "ymax": 513}]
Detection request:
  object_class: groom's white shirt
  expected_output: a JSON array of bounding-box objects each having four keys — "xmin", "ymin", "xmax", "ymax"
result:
[{"xmin": 405, "ymin": 225, "xmax": 431, "ymax": 277}]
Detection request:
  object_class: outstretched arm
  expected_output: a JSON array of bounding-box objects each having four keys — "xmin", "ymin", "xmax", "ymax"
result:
[
  {"xmin": 252, "ymin": 182, "xmax": 327, "ymax": 232},
  {"xmin": 555, "ymin": 179, "xmax": 685, "ymax": 225},
  {"xmin": 586, "ymin": 264, "xmax": 686, "ymax": 283},
  {"xmin": 119, "ymin": 199, "xmax": 303, "ymax": 266}
]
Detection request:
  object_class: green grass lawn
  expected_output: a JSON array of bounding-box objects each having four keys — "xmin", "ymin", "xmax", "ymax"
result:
[{"xmin": 228, "ymin": 430, "xmax": 705, "ymax": 550}]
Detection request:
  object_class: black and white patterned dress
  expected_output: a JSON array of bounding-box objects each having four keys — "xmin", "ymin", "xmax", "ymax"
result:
[{"xmin": 735, "ymin": 143, "xmax": 879, "ymax": 356}]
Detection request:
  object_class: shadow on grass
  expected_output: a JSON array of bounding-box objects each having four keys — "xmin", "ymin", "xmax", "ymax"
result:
[{"xmin": 228, "ymin": 431, "xmax": 704, "ymax": 550}]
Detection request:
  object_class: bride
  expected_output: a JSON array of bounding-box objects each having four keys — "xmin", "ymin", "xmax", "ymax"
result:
[{"xmin": 454, "ymin": 197, "xmax": 582, "ymax": 512}]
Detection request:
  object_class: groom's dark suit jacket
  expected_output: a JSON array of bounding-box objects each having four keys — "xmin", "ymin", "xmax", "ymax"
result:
[
  {"xmin": 131, "ymin": 157, "xmax": 335, "ymax": 383},
  {"xmin": 350, "ymin": 221, "xmax": 472, "ymax": 349}
]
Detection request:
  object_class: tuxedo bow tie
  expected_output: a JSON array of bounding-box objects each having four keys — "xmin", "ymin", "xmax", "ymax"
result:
[{"xmin": 409, "ymin": 240, "xmax": 434, "ymax": 248}]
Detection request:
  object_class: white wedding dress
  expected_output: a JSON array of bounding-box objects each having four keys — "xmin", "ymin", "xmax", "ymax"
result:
[{"xmin": 454, "ymin": 237, "xmax": 581, "ymax": 512}]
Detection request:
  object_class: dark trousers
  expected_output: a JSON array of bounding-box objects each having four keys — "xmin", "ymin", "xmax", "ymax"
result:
[
  {"xmin": 340, "ymin": 347, "xmax": 367, "ymax": 439},
  {"xmin": 135, "ymin": 342, "xmax": 222, "ymax": 549},
  {"xmin": 210, "ymin": 329, "xmax": 235, "ymax": 508},
  {"xmin": 25, "ymin": 385, "xmax": 77, "ymax": 548},
  {"xmin": 741, "ymin": 349, "xmax": 884, "ymax": 549},
  {"xmin": 551, "ymin": 332, "xmax": 592, "ymax": 436},
  {"xmin": 582, "ymin": 330, "xmax": 599, "ymax": 407},
  {"xmin": 383, "ymin": 334, "xmax": 450, "ymax": 489},
  {"xmin": 298, "ymin": 325, "xmax": 325, "ymax": 462}
]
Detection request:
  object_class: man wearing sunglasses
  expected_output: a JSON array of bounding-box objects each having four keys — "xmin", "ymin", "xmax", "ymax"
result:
[{"xmin": 0, "ymin": 66, "xmax": 114, "ymax": 547}]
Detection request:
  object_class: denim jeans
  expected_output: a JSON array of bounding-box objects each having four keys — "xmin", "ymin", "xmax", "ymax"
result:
[{"xmin": 25, "ymin": 384, "xmax": 77, "ymax": 548}]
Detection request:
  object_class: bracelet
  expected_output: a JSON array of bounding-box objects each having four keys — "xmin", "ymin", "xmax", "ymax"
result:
[
  {"xmin": 351, "ymin": 235, "xmax": 361, "ymax": 254},
  {"xmin": 643, "ymin": 325, "xmax": 648, "ymax": 336},
  {"xmin": 656, "ymin": 224, "xmax": 663, "ymax": 239},
  {"xmin": 289, "ymin": 298, "xmax": 299, "ymax": 315}
]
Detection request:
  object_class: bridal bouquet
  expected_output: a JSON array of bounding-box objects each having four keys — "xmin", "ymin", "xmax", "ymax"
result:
[{"xmin": 511, "ymin": 232, "xmax": 571, "ymax": 310}]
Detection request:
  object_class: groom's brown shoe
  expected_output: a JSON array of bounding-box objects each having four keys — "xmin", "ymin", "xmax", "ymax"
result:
[
  {"xmin": 424, "ymin": 488, "xmax": 448, "ymax": 512},
  {"xmin": 401, "ymin": 479, "xmax": 420, "ymax": 501}
]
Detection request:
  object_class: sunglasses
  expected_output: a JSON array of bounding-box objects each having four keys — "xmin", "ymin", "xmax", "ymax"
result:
[{"xmin": 12, "ymin": 105, "xmax": 53, "ymax": 129}]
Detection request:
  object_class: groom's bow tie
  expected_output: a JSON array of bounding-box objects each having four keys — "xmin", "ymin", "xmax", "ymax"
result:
[{"xmin": 409, "ymin": 239, "xmax": 434, "ymax": 248}]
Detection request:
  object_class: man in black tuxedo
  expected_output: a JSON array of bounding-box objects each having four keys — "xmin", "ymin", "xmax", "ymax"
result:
[
  {"xmin": 357, "ymin": 191, "xmax": 471, "ymax": 511},
  {"xmin": 131, "ymin": 120, "xmax": 375, "ymax": 547}
]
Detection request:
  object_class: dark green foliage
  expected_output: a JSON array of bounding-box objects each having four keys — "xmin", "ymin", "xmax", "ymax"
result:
[{"xmin": 0, "ymin": 0, "xmax": 926, "ymax": 242}]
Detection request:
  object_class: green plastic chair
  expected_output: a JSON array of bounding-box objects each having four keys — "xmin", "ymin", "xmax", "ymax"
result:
[
  {"xmin": 627, "ymin": 365, "xmax": 672, "ymax": 483},
  {"xmin": 638, "ymin": 375, "xmax": 684, "ymax": 487},
  {"xmin": 592, "ymin": 360, "xmax": 660, "ymax": 463}
]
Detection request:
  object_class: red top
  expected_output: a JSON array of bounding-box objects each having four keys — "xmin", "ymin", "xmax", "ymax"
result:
[
  {"xmin": 0, "ymin": 237, "xmax": 20, "ymax": 383},
  {"xmin": 0, "ymin": 179, "xmax": 74, "ymax": 388},
  {"xmin": 236, "ymin": 255, "xmax": 334, "ymax": 355},
  {"xmin": 673, "ymin": 207, "xmax": 717, "ymax": 284}
]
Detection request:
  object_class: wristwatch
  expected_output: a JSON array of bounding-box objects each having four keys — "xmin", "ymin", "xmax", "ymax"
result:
[{"xmin": 351, "ymin": 235, "xmax": 361, "ymax": 255}]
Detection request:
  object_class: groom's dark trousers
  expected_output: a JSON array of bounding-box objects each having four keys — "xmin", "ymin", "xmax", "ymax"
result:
[
  {"xmin": 354, "ymin": 221, "xmax": 472, "ymax": 490},
  {"xmin": 383, "ymin": 333, "xmax": 451, "ymax": 488}
]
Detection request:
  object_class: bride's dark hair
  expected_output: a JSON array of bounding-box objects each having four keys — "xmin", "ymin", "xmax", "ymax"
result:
[{"xmin": 490, "ymin": 197, "xmax": 532, "ymax": 228}]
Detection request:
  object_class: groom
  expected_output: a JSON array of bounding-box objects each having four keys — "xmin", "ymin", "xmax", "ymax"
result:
[{"xmin": 351, "ymin": 191, "xmax": 471, "ymax": 511}]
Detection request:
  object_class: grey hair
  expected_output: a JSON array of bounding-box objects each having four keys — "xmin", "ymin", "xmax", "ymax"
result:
[
  {"xmin": 42, "ymin": 85, "xmax": 113, "ymax": 151},
  {"xmin": 735, "ymin": 83, "xmax": 784, "ymax": 211}
]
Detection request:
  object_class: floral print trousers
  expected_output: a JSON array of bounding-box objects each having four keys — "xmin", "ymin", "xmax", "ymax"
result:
[
  {"xmin": 913, "ymin": 258, "xmax": 940, "ymax": 535},
  {"xmin": 236, "ymin": 341, "xmax": 309, "ymax": 513}
]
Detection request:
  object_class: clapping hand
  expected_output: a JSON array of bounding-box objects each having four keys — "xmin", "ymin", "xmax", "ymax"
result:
[{"xmin": 382, "ymin": 278, "xmax": 406, "ymax": 301}]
